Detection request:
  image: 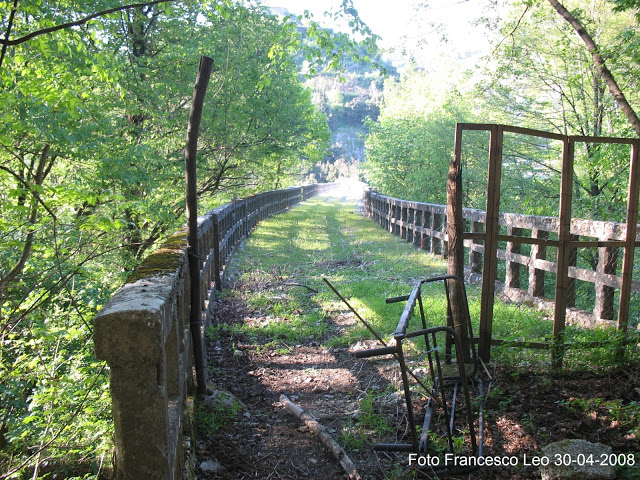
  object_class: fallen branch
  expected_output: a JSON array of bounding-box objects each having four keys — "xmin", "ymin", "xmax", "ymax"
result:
[
  {"xmin": 0, "ymin": 0, "xmax": 175, "ymax": 47},
  {"xmin": 279, "ymin": 394, "xmax": 362, "ymax": 480}
]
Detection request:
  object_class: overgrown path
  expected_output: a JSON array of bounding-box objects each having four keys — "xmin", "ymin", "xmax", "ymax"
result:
[{"xmin": 195, "ymin": 187, "xmax": 640, "ymax": 480}]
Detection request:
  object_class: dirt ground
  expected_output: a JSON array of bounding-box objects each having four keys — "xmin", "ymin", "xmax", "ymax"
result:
[{"xmin": 195, "ymin": 289, "xmax": 640, "ymax": 480}]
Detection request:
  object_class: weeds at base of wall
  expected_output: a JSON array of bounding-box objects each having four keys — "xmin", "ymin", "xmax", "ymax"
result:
[
  {"xmin": 184, "ymin": 396, "xmax": 197, "ymax": 480},
  {"xmin": 196, "ymin": 389, "xmax": 245, "ymax": 437}
]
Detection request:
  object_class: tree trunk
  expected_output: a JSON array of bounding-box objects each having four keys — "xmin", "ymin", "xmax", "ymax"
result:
[
  {"xmin": 447, "ymin": 124, "xmax": 471, "ymax": 360},
  {"xmin": 547, "ymin": 0, "xmax": 640, "ymax": 137},
  {"xmin": 185, "ymin": 56, "xmax": 214, "ymax": 396},
  {"xmin": 0, "ymin": 145, "xmax": 49, "ymax": 293}
]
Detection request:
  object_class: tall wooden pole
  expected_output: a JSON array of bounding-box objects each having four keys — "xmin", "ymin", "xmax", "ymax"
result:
[
  {"xmin": 478, "ymin": 125, "xmax": 503, "ymax": 362},
  {"xmin": 552, "ymin": 137, "xmax": 574, "ymax": 369},
  {"xmin": 186, "ymin": 56, "xmax": 213, "ymax": 395},
  {"xmin": 617, "ymin": 141, "xmax": 640, "ymax": 333},
  {"xmin": 447, "ymin": 123, "xmax": 471, "ymax": 360},
  {"xmin": 447, "ymin": 124, "xmax": 465, "ymax": 280}
]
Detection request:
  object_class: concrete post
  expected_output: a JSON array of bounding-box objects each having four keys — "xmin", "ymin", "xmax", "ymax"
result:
[{"xmin": 94, "ymin": 245, "xmax": 189, "ymax": 480}]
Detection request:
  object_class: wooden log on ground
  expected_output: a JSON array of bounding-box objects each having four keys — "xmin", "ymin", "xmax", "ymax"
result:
[{"xmin": 279, "ymin": 394, "xmax": 362, "ymax": 480}]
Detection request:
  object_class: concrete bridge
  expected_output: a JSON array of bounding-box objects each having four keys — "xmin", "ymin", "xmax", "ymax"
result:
[{"xmin": 93, "ymin": 181, "xmax": 639, "ymax": 479}]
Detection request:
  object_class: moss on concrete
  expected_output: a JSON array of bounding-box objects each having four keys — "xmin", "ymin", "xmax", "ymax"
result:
[{"xmin": 126, "ymin": 232, "xmax": 188, "ymax": 284}]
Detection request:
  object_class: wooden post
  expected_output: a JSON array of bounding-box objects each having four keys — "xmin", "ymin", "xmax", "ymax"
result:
[
  {"xmin": 425, "ymin": 208, "xmax": 433, "ymax": 252},
  {"xmin": 212, "ymin": 211, "xmax": 222, "ymax": 291},
  {"xmin": 443, "ymin": 211, "xmax": 449, "ymax": 259},
  {"xmin": 478, "ymin": 125, "xmax": 504, "ymax": 362},
  {"xmin": 566, "ymin": 234, "xmax": 579, "ymax": 308},
  {"xmin": 407, "ymin": 205, "xmax": 416, "ymax": 243},
  {"xmin": 185, "ymin": 56, "xmax": 213, "ymax": 395},
  {"xmin": 617, "ymin": 140, "xmax": 640, "ymax": 333},
  {"xmin": 552, "ymin": 137, "xmax": 575, "ymax": 369},
  {"xmin": 447, "ymin": 123, "xmax": 470, "ymax": 358},
  {"xmin": 415, "ymin": 208, "xmax": 423, "ymax": 248}
]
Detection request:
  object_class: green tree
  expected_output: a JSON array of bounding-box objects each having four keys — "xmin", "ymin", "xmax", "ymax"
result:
[
  {"xmin": 547, "ymin": 0, "xmax": 640, "ymax": 136},
  {"xmin": 363, "ymin": 68, "xmax": 474, "ymax": 203},
  {"xmin": 0, "ymin": 1, "xmax": 361, "ymax": 476},
  {"xmin": 0, "ymin": 3, "xmax": 125, "ymax": 476},
  {"xmin": 478, "ymin": 0, "xmax": 638, "ymax": 219},
  {"xmin": 195, "ymin": 4, "xmax": 331, "ymax": 202}
]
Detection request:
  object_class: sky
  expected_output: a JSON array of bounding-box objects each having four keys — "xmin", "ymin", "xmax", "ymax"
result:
[
  {"xmin": 261, "ymin": 0, "xmax": 421, "ymax": 46},
  {"xmin": 259, "ymin": 0, "xmax": 493, "ymax": 71}
]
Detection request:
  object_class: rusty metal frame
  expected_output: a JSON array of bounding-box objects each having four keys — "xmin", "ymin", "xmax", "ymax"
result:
[
  {"xmin": 354, "ymin": 275, "xmax": 487, "ymax": 474},
  {"xmin": 449, "ymin": 123, "xmax": 640, "ymax": 365}
]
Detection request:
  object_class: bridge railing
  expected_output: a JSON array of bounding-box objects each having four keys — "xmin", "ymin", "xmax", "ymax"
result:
[
  {"xmin": 93, "ymin": 182, "xmax": 336, "ymax": 480},
  {"xmin": 364, "ymin": 189, "xmax": 640, "ymax": 328}
]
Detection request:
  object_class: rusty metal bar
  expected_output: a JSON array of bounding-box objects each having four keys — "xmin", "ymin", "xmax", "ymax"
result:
[{"xmin": 351, "ymin": 276, "xmax": 485, "ymax": 472}]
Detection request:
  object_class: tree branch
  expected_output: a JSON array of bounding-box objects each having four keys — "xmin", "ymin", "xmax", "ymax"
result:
[
  {"xmin": 0, "ymin": 364, "xmax": 107, "ymax": 480},
  {"xmin": 0, "ymin": 0, "xmax": 19, "ymax": 69},
  {"xmin": 0, "ymin": 145, "xmax": 49, "ymax": 292},
  {"xmin": 0, "ymin": 0, "xmax": 175, "ymax": 47},
  {"xmin": 547, "ymin": 0, "xmax": 640, "ymax": 137},
  {"xmin": 279, "ymin": 394, "xmax": 362, "ymax": 480}
]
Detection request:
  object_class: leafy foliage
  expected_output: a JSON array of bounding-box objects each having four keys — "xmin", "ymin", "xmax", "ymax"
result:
[
  {"xmin": 363, "ymin": 68, "xmax": 474, "ymax": 204},
  {"xmin": 474, "ymin": 0, "xmax": 639, "ymax": 219},
  {"xmin": 364, "ymin": 1, "xmax": 640, "ymax": 220},
  {"xmin": 0, "ymin": 0, "xmax": 379, "ymax": 477},
  {"xmin": 5, "ymin": 0, "xmax": 640, "ymax": 476}
]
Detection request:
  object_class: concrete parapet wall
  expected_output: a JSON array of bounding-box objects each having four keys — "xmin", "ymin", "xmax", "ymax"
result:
[
  {"xmin": 93, "ymin": 183, "xmax": 336, "ymax": 480},
  {"xmin": 94, "ymin": 234, "xmax": 191, "ymax": 480},
  {"xmin": 364, "ymin": 190, "xmax": 639, "ymax": 328}
]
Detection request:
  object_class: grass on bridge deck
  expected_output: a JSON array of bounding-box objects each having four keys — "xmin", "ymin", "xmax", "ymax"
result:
[
  {"xmin": 221, "ymin": 188, "xmax": 620, "ymax": 369},
  {"xmin": 198, "ymin": 187, "xmax": 639, "ymax": 480}
]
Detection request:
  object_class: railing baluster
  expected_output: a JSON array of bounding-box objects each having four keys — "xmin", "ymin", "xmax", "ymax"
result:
[
  {"xmin": 505, "ymin": 227, "xmax": 523, "ymax": 289},
  {"xmin": 594, "ymin": 245, "xmax": 618, "ymax": 321},
  {"xmin": 529, "ymin": 228, "xmax": 548, "ymax": 298}
]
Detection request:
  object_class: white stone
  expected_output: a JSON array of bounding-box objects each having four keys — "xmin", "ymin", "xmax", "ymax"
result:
[
  {"xmin": 540, "ymin": 439, "xmax": 615, "ymax": 480},
  {"xmin": 199, "ymin": 460, "xmax": 223, "ymax": 473}
]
